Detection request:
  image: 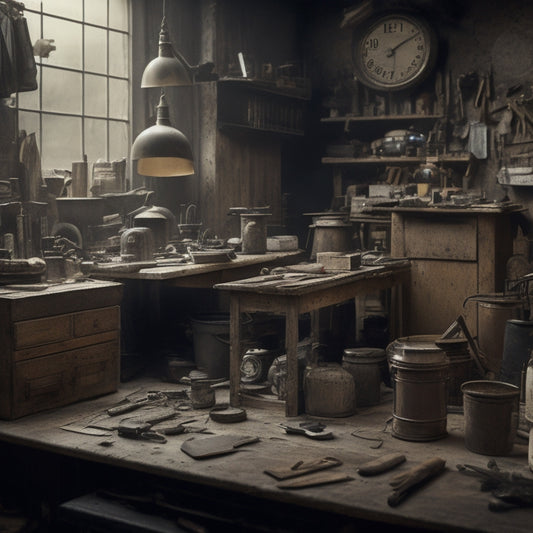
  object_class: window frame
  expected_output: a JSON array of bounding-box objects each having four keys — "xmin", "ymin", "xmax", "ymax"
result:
[{"xmin": 15, "ymin": 0, "xmax": 132, "ymax": 174}]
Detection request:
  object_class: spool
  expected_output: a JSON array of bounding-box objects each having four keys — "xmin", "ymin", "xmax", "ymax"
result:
[
  {"xmin": 387, "ymin": 336, "xmax": 449, "ymax": 441},
  {"xmin": 461, "ymin": 380, "xmax": 520, "ymax": 456},
  {"xmin": 342, "ymin": 347, "xmax": 387, "ymax": 407}
]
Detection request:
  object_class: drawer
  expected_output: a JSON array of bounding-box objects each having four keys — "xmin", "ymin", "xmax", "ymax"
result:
[
  {"xmin": 73, "ymin": 340, "xmax": 120, "ymax": 399},
  {"xmin": 403, "ymin": 216, "xmax": 477, "ymax": 261},
  {"xmin": 13, "ymin": 314, "xmax": 73, "ymax": 349},
  {"xmin": 74, "ymin": 306, "xmax": 120, "ymax": 337},
  {"xmin": 12, "ymin": 352, "xmax": 73, "ymax": 418},
  {"xmin": 13, "ymin": 306, "xmax": 120, "ymax": 350},
  {"xmin": 8, "ymin": 341, "xmax": 119, "ymax": 419}
]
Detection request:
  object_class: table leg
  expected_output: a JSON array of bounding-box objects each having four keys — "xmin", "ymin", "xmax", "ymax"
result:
[
  {"xmin": 285, "ymin": 305, "xmax": 300, "ymax": 417},
  {"xmin": 229, "ymin": 295, "xmax": 242, "ymax": 407}
]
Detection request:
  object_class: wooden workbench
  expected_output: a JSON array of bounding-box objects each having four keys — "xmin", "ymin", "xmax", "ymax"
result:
[
  {"xmin": 90, "ymin": 249, "xmax": 306, "ymax": 287},
  {"xmin": 0, "ymin": 377, "xmax": 531, "ymax": 532},
  {"xmin": 87, "ymin": 250, "xmax": 306, "ymax": 374},
  {"xmin": 215, "ymin": 262, "xmax": 411, "ymax": 416}
]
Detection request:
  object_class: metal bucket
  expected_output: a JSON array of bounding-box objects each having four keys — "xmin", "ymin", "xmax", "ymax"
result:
[
  {"xmin": 464, "ymin": 293, "xmax": 524, "ymax": 377},
  {"xmin": 461, "ymin": 380, "xmax": 520, "ymax": 456},
  {"xmin": 310, "ymin": 218, "xmax": 353, "ymax": 260},
  {"xmin": 387, "ymin": 336, "xmax": 449, "ymax": 441},
  {"xmin": 435, "ymin": 338, "xmax": 474, "ymax": 408},
  {"xmin": 191, "ymin": 314, "xmax": 230, "ymax": 379},
  {"xmin": 342, "ymin": 347, "xmax": 387, "ymax": 407},
  {"xmin": 500, "ymin": 319, "xmax": 533, "ymax": 387}
]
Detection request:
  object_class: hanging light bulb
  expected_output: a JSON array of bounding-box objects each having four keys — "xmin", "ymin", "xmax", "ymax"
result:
[{"xmin": 131, "ymin": 91, "xmax": 194, "ymax": 177}]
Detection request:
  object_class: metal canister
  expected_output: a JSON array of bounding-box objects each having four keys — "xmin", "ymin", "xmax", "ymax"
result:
[
  {"xmin": 342, "ymin": 347, "xmax": 387, "ymax": 407},
  {"xmin": 387, "ymin": 336, "xmax": 449, "ymax": 441}
]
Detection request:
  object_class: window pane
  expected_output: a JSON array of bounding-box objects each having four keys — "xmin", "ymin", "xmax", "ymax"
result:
[
  {"xmin": 85, "ymin": 75, "xmax": 107, "ymax": 117},
  {"xmin": 85, "ymin": 0, "xmax": 108, "ymax": 27},
  {"xmin": 43, "ymin": 16, "xmax": 82, "ymax": 69},
  {"xmin": 85, "ymin": 26, "xmax": 107, "ymax": 74},
  {"xmin": 109, "ymin": 31, "xmax": 128, "ymax": 78},
  {"xmin": 109, "ymin": 0, "xmax": 128, "ymax": 31},
  {"xmin": 41, "ymin": 114, "xmax": 82, "ymax": 170},
  {"xmin": 109, "ymin": 78, "xmax": 128, "ymax": 119},
  {"xmin": 109, "ymin": 121, "xmax": 128, "ymax": 162},
  {"xmin": 85, "ymin": 118, "xmax": 107, "ymax": 163},
  {"xmin": 42, "ymin": 0, "xmax": 82, "ymax": 20},
  {"xmin": 18, "ymin": 66, "xmax": 40, "ymax": 110},
  {"xmin": 18, "ymin": 111, "xmax": 41, "ymax": 146},
  {"xmin": 42, "ymin": 68, "xmax": 82, "ymax": 114},
  {"xmin": 24, "ymin": 0, "xmax": 42, "ymax": 10}
]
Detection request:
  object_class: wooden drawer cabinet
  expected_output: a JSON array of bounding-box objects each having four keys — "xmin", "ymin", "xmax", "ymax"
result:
[
  {"xmin": 0, "ymin": 280, "xmax": 123, "ymax": 419},
  {"xmin": 391, "ymin": 207, "xmax": 516, "ymax": 337}
]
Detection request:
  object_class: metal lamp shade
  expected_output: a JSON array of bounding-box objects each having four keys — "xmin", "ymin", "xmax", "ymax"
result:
[
  {"xmin": 131, "ymin": 93, "xmax": 194, "ymax": 177},
  {"xmin": 141, "ymin": 48, "xmax": 192, "ymax": 87},
  {"xmin": 141, "ymin": 19, "xmax": 193, "ymax": 87}
]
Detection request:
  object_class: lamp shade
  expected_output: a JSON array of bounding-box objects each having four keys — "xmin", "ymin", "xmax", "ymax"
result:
[
  {"xmin": 141, "ymin": 18, "xmax": 193, "ymax": 88},
  {"xmin": 131, "ymin": 93, "xmax": 194, "ymax": 177}
]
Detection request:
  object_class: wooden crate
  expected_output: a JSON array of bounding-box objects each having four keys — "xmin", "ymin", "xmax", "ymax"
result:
[{"xmin": 0, "ymin": 280, "xmax": 123, "ymax": 419}]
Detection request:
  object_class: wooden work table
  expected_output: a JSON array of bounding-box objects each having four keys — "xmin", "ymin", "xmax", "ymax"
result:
[
  {"xmin": 89, "ymin": 249, "xmax": 306, "ymax": 287},
  {"xmin": 0, "ymin": 377, "xmax": 531, "ymax": 532},
  {"xmin": 215, "ymin": 262, "xmax": 411, "ymax": 416}
]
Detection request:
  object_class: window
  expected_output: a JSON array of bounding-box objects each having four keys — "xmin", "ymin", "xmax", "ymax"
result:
[{"xmin": 17, "ymin": 0, "xmax": 130, "ymax": 172}]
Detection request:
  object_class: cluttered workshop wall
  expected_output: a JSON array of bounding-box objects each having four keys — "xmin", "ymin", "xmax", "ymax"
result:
[{"xmin": 302, "ymin": 0, "xmax": 533, "ymax": 255}]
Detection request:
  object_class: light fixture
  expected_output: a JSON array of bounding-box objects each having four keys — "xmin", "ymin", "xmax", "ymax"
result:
[
  {"xmin": 141, "ymin": 0, "xmax": 217, "ymax": 88},
  {"xmin": 131, "ymin": 91, "xmax": 194, "ymax": 177}
]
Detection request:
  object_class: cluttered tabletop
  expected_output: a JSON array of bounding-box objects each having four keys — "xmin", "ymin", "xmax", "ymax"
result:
[{"xmin": 0, "ymin": 376, "xmax": 531, "ymax": 533}]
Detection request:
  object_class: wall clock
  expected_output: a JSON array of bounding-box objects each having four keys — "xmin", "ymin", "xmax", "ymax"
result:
[{"xmin": 352, "ymin": 12, "xmax": 438, "ymax": 92}]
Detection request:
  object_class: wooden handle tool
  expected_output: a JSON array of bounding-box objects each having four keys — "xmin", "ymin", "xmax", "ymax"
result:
[
  {"xmin": 358, "ymin": 453, "xmax": 406, "ymax": 476},
  {"xmin": 388, "ymin": 457, "xmax": 446, "ymax": 507}
]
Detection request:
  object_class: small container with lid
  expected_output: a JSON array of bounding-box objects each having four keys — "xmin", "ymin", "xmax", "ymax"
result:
[{"xmin": 342, "ymin": 347, "xmax": 387, "ymax": 407}]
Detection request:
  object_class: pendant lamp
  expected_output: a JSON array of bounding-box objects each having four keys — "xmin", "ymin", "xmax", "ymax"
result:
[
  {"xmin": 140, "ymin": 0, "xmax": 217, "ymax": 88},
  {"xmin": 141, "ymin": 15, "xmax": 193, "ymax": 87},
  {"xmin": 131, "ymin": 91, "xmax": 194, "ymax": 177}
]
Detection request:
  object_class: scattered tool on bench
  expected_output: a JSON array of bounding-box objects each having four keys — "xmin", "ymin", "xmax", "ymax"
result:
[
  {"xmin": 457, "ymin": 460, "xmax": 533, "ymax": 511},
  {"xmin": 358, "ymin": 453, "xmax": 406, "ymax": 476},
  {"xmin": 265, "ymin": 457, "xmax": 343, "ymax": 480},
  {"xmin": 388, "ymin": 457, "xmax": 446, "ymax": 507},
  {"xmin": 278, "ymin": 423, "xmax": 334, "ymax": 440}
]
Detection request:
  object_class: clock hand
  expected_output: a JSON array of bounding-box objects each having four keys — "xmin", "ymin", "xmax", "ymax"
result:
[{"xmin": 385, "ymin": 31, "xmax": 421, "ymax": 57}]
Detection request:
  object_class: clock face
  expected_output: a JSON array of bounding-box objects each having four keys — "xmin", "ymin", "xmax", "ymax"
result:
[{"xmin": 353, "ymin": 13, "xmax": 437, "ymax": 91}]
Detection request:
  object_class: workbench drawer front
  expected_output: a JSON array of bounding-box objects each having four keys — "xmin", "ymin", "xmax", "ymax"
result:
[
  {"xmin": 74, "ymin": 340, "xmax": 120, "ymax": 398},
  {"xmin": 13, "ymin": 306, "xmax": 120, "ymax": 350},
  {"xmin": 12, "ymin": 351, "xmax": 74, "ymax": 418},
  {"xmin": 10, "ymin": 341, "xmax": 119, "ymax": 419},
  {"xmin": 14, "ymin": 314, "xmax": 73, "ymax": 349},
  {"xmin": 403, "ymin": 217, "xmax": 477, "ymax": 261}
]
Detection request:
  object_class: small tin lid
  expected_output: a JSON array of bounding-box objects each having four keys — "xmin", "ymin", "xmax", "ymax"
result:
[{"xmin": 387, "ymin": 336, "xmax": 447, "ymax": 365}]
